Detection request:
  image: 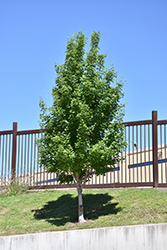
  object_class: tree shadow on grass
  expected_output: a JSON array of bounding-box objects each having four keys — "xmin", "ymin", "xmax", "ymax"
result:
[{"xmin": 32, "ymin": 193, "xmax": 121, "ymax": 226}]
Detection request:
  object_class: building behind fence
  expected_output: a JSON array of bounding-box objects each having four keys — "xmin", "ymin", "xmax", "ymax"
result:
[{"xmin": 0, "ymin": 110, "xmax": 167, "ymax": 189}]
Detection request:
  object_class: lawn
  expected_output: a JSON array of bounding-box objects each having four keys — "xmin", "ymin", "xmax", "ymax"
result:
[{"xmin": 0, "ymin": 188, "xmax": 167, "ymax": 236}]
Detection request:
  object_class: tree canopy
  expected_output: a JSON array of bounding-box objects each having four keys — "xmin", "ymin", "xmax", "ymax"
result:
[{"xmin": 38, "ymin": 31, "xmax": 126, "ymax": 222}]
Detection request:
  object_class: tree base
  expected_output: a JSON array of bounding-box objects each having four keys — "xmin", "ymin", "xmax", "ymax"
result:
[{"xmin": 79, "ymin": 215, "xmax": 86, "ymax": 223}]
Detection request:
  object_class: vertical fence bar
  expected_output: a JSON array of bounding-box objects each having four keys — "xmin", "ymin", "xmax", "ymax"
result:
[
  {"xmin": 144, "ymin": 125, "xmax": 146, "ymax": 182},
  {"xmin": 21, "ymin": 135, "xmax": 23, "ymax": 177},
  {"xmin": 136, "ymin": 126, "xmax": 138, "ymax": 182},
  {"xmin": 140, "ymin": 125, "xmax": 142, "ymax": 182},
  {"xmin": 125, "ymin": 127, "xmax": 127, "ymax": 183},
  {"xmin": 2, "ymin": 135, "xmax": 4, "ymax": 179},
  {"xmin": 128, "ymin": 126, "xmax": 130, "ymax": 183},
  {"xmin": 165, "ymin": 125, "xmax": 167, "ymax": 183},
  {"xmin": 37, "ymin": 133, "xmax": 40, "ymax": 186},
  {"xmin": 0, "ymin": 135, "xmax": 1, "ymax": 179},
  {"xmin": 132, "ymin": 126, "xmax": 134, "ymax": 182},
  {"xmin": 5, "ymin": 135, "xmax": 8, "ymax": 179},
  {"xmin": 30, "ymin": 133, "xmax": 33, "ymax": 186},
  {"xmin": 24, "ymin": 135, "xmax": 27, "ymax": 181},
  {"xmin": 121, "ymin": 150, "xmax": 123, "ymax": 183},
  {"xmin": 27, "ymin": 134, "xmax": 30, "ymax": 180},
  {"xmin": 160, "ymin": 125, "xmax": 163, "ymax": 183},
  {"xmin": 148, "ymin": 124, "xmax": 151, "ymax": 182},
  {"xmin": 8, "ymin": 134, "xmax": 11, "ymax": 179},
  {"xmin": 152, "ymin": 111, "xmax": 158, "ymax": 187},
  {"xmin": 17, "ymin": 135, "xmax": 20, "ymax": 180},
  {"xmin": 12, "ymin": 122, "xmax": 17, "ymax": 181},
  {"xmin": 33, "ymin": 134, "xmax": 37, "ymax": 186}
]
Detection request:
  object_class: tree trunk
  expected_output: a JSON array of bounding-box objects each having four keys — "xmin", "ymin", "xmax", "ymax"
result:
[{"xmin": 77, "ymin": 181, "xmax": 86, "ymax": 223}]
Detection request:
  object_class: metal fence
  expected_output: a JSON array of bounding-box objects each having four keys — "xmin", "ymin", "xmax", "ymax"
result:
[{"xmin": 0, "ymin": 110, "xmax": 167, "ymax": 189}]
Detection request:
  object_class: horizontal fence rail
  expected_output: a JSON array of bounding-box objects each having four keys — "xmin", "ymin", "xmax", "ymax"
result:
[{"xmin": 0, "ymin": 110, "xmax": 167, "ymax": 189}]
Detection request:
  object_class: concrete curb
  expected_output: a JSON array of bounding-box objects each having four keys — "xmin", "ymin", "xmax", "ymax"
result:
[{"xmin": 1, "ymin": 223, "xmax": 167, "ymax": 250}]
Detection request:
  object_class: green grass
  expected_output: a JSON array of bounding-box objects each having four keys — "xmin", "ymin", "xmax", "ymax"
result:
[{"xmin": 0, "ymin": 188, "xmax": 167, "ymax": 236}]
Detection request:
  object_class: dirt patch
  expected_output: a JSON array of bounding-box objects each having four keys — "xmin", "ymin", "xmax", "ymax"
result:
[{"xmin": 0, "ymin": 208, "xmax": 9, "ymax": 214}]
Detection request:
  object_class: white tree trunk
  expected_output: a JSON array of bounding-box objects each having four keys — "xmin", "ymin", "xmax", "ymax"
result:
[{"xmin": 77, "ymin": 181, "xmax": 86, "ymax": 223}]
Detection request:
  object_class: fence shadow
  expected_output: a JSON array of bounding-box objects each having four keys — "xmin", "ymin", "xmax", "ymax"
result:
[{"xmin": 32, "ymin": 193, "xmax": 121, "ymax": 226}]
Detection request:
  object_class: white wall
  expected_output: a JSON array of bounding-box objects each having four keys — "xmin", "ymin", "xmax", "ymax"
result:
[{"xmin": 1, "ymin": 223, "xmax": 167, "ymax": 250}]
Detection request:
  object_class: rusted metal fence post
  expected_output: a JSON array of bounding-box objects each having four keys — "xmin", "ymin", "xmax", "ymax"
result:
[
  {"xmin": 152, "ymin": 111, "xmax": 158, "ymax": 187},
  {"xmin": 11, "ymin": 122, "xmax": 17, "ymax": 181}
]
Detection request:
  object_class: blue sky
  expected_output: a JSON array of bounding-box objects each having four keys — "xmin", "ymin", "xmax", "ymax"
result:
[{"xmin": 0, "ymin": 0, "xmax": 167, "ymax": 131}]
